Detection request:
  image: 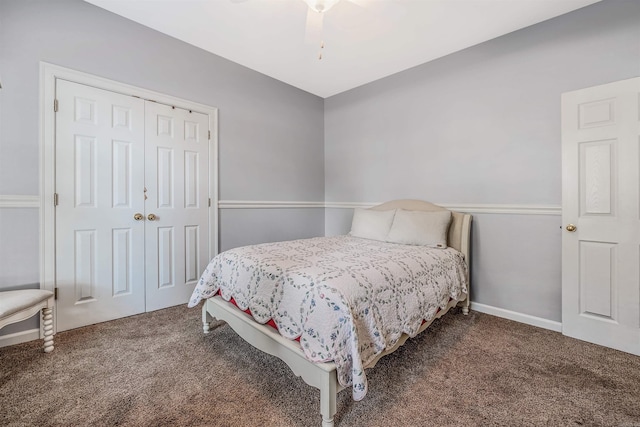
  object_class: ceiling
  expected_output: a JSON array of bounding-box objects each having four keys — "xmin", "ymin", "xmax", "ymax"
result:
[{"xmin": 85, "ymin": 0, "xmax": 600, "ymax": 98}]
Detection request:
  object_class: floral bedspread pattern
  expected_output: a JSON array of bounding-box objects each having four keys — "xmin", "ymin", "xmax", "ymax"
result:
[{"xmin": 188, "ymin": 236, "xmax": 468, "ymax": 400}]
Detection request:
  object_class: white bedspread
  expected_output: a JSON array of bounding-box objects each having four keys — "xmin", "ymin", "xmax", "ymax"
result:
[{"xmin": 189, "ymin": 235, "xmax": 468, "ymax": 400}]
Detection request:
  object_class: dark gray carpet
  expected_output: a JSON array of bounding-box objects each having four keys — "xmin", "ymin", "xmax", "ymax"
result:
[{"xmin": 1, "ymin": 305, "xmax": 639, "ymax": 426}]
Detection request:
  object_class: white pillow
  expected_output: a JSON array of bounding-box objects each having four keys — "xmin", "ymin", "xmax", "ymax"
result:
[
  {"xmin": 386, "ymin": 209, "xmax": 451, "ymax": 248},
  {"xmin": 349, "ymin": 208, "xmax": 396, "ymax": 242}
]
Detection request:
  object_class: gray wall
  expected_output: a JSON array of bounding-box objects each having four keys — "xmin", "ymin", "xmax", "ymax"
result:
[
  {"xmin": 2, "ymin": 0, "xmax": 639, "ymax": 339},
  {"xmin": 0, "ymin": 0, "xmax": 324, "ymax": 335},
  {"xmin": 324, "ymin": 0, "xmax": 640, "ymax": 322}
]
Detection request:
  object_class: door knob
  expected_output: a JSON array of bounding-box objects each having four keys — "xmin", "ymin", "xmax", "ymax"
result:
[
  {"xmin": 147, "ymin": 213, "xmax": 157, "ymax": 221},
  {"xmin": 566, "ymin": 224, "xmax": 577, "ymax": 232},
  {"xmin": 134, "ymin": 213, "xmax": 144, "ymax": 221}
]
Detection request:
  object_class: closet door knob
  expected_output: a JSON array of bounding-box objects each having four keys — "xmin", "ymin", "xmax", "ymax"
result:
[
  {"xmin": 134, "ymin": 213, "xmax": 144, "ymax": 221},
  {"xmin": 566, "ymin": 224, "xmax": 577, "ymax": 232},
  {"xmin": 147, "ymin": 213, "xmax": 157, "ymax": 221}
]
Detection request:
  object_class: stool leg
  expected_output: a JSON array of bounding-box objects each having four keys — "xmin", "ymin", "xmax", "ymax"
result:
[{"xmin": 42, "ymin": 307, "xmax": 54, "ymax": 353}]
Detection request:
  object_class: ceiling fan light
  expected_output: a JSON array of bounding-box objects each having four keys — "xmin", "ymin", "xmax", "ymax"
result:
[{"xmin": 303, "ymin": 0, "xmax": 341, "ymax": 13}]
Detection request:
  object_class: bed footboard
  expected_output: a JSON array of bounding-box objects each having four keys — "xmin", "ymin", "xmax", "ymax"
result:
[
  {"xmin": 202, "ymin": 294, "xmax": 463, "ymax": 426},
  {"xmin": 202, "ymin": 297, "xmax": 342, "ymax": 426}
]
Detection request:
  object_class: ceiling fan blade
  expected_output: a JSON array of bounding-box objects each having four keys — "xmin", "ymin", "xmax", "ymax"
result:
[{"xmin": 304, "ymin": 8, "xmax": 324, "ymax": 44}]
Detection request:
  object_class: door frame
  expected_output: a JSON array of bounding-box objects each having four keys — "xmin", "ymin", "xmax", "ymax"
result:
[{"xmin": 39, "ymin": 62, "xmax": 219, "ymax": 333}]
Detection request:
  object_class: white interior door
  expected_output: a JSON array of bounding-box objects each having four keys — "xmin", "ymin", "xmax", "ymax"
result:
[
  {"xmin": 55, "ymin": 80, "xmax": 212, "ymax": 330},
  {"xmin": 561, "ymin": 77, "xmax": 640, "ymax": 355},
  {"xmin": 55, "ymin": 80, "xmax": 146, "ymax": 331},
  {"xmin": 144, "ymin": 101, "xmax": 210, "ymax": 311}
]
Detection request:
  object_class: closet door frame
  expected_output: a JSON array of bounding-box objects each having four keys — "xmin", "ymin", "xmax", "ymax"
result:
[{"xmin": 39, "ymin": 62, "xmax": 219, "ymax": 334}]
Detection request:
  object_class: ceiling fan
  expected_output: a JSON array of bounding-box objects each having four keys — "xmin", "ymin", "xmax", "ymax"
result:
[
  {"xmin": 303, "ymin": 0, "xmax": 338, "ymax": 58},
  {"xmin": 232, "ymin": 0, "xmax": 373, "ymax": 60},
  {"xmin": 302, "ymin": 0, "xmax": 369, "ymax": 59}
]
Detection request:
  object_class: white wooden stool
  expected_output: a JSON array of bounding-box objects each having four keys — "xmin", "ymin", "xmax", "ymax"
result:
[{"xmin": 0, "ymin": 290, "xmax": 55, "ymax": 353}]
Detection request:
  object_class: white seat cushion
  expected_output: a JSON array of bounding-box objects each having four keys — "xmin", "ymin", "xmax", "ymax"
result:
[{"xmin": 0, "ymin": 290, "xmax": 54, "ymax": 319}]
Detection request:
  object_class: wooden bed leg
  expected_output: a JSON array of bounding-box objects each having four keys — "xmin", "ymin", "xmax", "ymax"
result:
[
  {"xmin": 42, "ymin": 307, "xmax": 54, "ymax": 353},
  {"xmin": 202, "ymin": 304, "xmax": 213, "ymax": 334},
  {"xmin": 462, "ymin": 297, "xmax": 470, "ymax": 315},
  {"xmin": 320, "ymin": 371, "xmax": 338, "ymax": 427}
]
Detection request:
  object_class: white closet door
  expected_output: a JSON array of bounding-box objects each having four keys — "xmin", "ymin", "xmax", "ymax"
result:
[
  {"xmin": 561, "ymin": 77, "xmax": 640, "ymax": 355},
  {"xmin": 56, "ymin": 80, "xmax": 146, "ymax": 331},
  {"xmin": 144, "ymin": 101, "xmax": 210, "ymax": 311}
]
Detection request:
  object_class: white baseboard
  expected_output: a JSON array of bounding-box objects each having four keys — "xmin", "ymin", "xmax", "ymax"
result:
[
  {"xmin": 0, "ymin": 304, "xmax": 561, "ymax": 348},
  {"xmin": 470, "ymin": 302, "xmax": 562, "ymax": 332},
  {"xmin": 0, "ymin": 328, "xmax": 40, "ymax": 348}
]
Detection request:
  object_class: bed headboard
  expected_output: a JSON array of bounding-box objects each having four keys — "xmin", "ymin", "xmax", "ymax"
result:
[{"xmin": 370, "ymin": 200, "xmax": 472, "ymax": 264}]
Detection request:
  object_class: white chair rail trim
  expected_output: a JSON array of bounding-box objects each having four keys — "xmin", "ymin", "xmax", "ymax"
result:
[
  {"xmin": 0, "ymin": 195, "xmax": 40, "ymax": 209},
  {"xmin": 3, "ymin": 197, "xmax": 561, "ymax": 215},
  {"xmin": 219, "ymin": 200, "xmax": 561, "ymax": 215},
  {"xmin": 218, "ymin": 200, "xmax": 325, "ymax": 209}
]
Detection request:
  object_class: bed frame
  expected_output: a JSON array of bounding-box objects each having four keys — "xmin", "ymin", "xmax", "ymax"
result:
[{"xmin": 201, "ymin": 200, "xmax": 472, "ymax": 426}]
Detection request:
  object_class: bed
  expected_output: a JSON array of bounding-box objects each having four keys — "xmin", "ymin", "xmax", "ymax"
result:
[{"xmin": 189, "ymin": 200, "xmax": 472, "ymax": 426}]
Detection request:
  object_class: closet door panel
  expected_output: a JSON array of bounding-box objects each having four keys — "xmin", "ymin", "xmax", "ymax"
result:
[
  {"xmin": 56, "ymin": 80, "xmax": 145, "ymax": 331},
  {"xmin": 144, "ymin": 101, "xmax": 209, "ymax": 311}
]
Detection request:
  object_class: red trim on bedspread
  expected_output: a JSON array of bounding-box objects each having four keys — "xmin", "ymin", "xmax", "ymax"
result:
[
  {"xmin": 216, "ymin": 291, "xmax": 451, "ymax": 341},
  {"xmin": 223, "ymin": 294, "xmax": 302, "ymax": 342}
]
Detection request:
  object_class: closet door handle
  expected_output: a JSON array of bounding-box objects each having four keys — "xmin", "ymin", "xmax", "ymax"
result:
[
  {"xmin": 133, "ymin": 213, "xmax": 144, "ymax": 221},
  {"xmin": 147, "ymin": 213, "xmax": 157, "ymax": 221}
]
